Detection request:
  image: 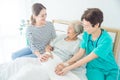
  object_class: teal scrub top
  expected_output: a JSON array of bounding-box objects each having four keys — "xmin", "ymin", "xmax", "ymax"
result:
[{"xmin": 80, "ymin": 29, "xmax": 118, "ymax": 71}]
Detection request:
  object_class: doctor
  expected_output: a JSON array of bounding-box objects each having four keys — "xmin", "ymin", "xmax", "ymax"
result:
[{"xmin": 56, "ymin": 8, "xmax": 119, "ymax": 80}]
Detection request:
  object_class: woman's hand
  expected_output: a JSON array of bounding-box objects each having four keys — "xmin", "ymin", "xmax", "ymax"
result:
[{"xmin": 55, "ymin": 63, "xmax": 65, "ymax": 74}]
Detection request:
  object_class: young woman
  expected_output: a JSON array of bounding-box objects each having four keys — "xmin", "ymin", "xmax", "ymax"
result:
[
  {"xmin": 12, "ymin": 3, "xmax": 56, "ymax": 60},
  {"xmin": 56, "ymin": 8, "xmax": 119, "ymax": 80}
]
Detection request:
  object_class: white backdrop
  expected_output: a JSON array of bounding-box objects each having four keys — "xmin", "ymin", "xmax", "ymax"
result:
[{"xmin": 0, "ymin": 0, "xmax": 120, "ymax": 66}]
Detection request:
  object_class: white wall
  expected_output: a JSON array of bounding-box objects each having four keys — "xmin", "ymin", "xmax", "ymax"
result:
[
  {"xmin": 23, "ymin": 0, "xmax": 120, "ymax": 28},
  {"xmin": 0, "ymin": 0, "xmax": 120, "ymax": 65},
  {"xmin": 35, "ymin": 0, "xmax": 120, "ymax": 28}
]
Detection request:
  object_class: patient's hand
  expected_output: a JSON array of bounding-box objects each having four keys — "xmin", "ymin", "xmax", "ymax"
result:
[
  {"xmin": 55, "ymin": 63, "xmax": 65, "ymax": 75},
  {"xmin": 45, "ymin": 45, "xmax": 53, "ymax": 52}
]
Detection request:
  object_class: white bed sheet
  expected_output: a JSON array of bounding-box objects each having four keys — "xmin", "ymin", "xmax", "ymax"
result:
[{"xmin": 0, "ymin": 54, "xmax": 86, "ymax": 80}]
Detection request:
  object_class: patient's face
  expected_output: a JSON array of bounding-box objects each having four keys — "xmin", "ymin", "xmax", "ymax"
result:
[{"xmin": 67, "ymin": 25, "xmax": 76, "ymax": 38}]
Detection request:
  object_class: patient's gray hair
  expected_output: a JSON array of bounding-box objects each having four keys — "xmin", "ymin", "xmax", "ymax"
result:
[{"xmin": 71, "ymin": 21, "xmax": 84, "ymax": 35}]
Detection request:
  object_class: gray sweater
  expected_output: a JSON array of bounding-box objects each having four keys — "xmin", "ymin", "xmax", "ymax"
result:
[{"xmin": 26, "ymin": 21, "xmax": 56, "ymax": 53}]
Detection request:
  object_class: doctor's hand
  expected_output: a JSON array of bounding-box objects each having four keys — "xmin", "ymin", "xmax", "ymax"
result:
[
  {"xmin": 55, "ymin": 67, "xmax": 71, "ymax": 76},
  {"xmin": 55, "ymin": 62, "xmax": 70, "ymax": 75},
  {"xmin": 55, "ymin": 63, "xmax": 65, "ymax": 74}
]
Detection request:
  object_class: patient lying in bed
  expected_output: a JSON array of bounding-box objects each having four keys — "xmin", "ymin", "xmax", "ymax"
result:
[{"xmin": 0, "ymin": 21, "xmax": 87, "ymax": 80}]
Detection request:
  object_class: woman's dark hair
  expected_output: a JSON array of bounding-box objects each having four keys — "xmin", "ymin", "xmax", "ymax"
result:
[
  {"xmin": 31, "ymin": 3, "xmax": 46, "ymax": 25},
  {"xmin": 81, "ymin": 8, "xmax": 103, "ymax": 27}
]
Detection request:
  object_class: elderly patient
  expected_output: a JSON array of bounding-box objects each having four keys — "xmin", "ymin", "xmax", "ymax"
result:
[{"xmin": 0, "ymin": 21, "xmax": 87, "ymax": 80}]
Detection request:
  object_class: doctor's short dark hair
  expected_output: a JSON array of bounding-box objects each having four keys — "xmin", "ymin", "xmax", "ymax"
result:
[{"xmin": 81, "ymin": 8, "xmax": 103, "ymax": 27}]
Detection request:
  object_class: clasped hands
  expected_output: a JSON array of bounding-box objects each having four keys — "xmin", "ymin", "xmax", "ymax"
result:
[
  {"xmin": 55, "ymin": 62, "xmax": 71, "ymax": 76},
  {"xmin": 39, "ymin": 45, "xmax": 53, "ymax": 62}
]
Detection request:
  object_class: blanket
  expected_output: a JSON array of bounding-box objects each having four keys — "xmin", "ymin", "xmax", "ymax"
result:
[{"xmin": 0, "ymin": 54, "xmax": 86, "ymax": 80}]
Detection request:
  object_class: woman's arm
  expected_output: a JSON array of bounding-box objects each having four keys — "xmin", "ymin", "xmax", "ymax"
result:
[
  {"xmin": 68, "ymin": 52, "xmax": 97, "ymax": 70},
  {"xmin": 55, "ymin": 48, "xmax": 85, "ymax": 74},
  {"xmin": 34, "ymin": 50, "xmax": 41, "ymax": 57},
  {"xmin": 57, "ymin": 52, "xmax": 98, "ymax": 75},
  {"xmin": 26, "ymin": 27, "xmax": 40, "ymax": 55}
]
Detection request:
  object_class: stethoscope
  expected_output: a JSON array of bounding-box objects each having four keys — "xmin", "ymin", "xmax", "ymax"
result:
[{"xmin": 87, "ymin": 29, "xmax": 103, "ymax": 49}]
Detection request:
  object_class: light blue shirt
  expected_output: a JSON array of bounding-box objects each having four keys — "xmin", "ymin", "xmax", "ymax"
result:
[
  {"xmin": 50, "ymin": 35, "xmax": 87, "ymax": 79},
  {"xmin": 50, "ymin": 34, "xmax": 80, "ymax": 61}
]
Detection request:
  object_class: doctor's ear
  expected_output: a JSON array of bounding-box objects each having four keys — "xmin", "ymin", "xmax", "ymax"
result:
[{"xmin": 94, "ymin": 23, "xmax": 100, "ymax": 28}]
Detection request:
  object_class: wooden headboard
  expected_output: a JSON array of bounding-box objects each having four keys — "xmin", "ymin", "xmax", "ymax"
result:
[{"xmin": 52, "ymin": 19, "xmax": 120, "ymax": 63}]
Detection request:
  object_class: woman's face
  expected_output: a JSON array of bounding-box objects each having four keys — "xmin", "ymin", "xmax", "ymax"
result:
[
  {"xmin": 82, "ymin": 19, "xmax": 98, "ymax": 34},
  {"xmin": 35, "ymin": 9, "xmax": 47, "ymax": 24},
  {"xmin": 67, "ymin": 25, "xmax": 76, "ymax": 38}
]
